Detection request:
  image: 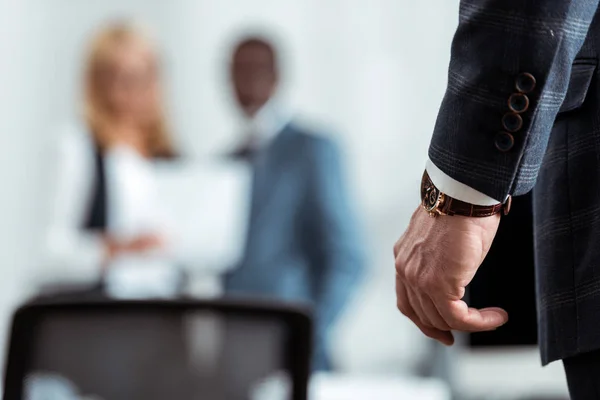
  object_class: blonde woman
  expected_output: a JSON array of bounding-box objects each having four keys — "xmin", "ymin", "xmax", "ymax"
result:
[{"xmin": 42, "ymin": 21, "xmax": 248, "ymax": 299}]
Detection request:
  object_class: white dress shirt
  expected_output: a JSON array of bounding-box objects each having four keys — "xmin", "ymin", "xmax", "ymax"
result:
[
  {"xmin": 241, "ymin": 99, "xmax": 294, "ymax": 151},
  {"xmin": 425, "ymin": 159, "xmax": 501, "ymax": 205}
]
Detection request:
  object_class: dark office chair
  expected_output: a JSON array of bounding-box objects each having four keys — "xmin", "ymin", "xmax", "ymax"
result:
[{"xmin": 4, "ymin": 298, "xmax": 312, "ymax": 400}]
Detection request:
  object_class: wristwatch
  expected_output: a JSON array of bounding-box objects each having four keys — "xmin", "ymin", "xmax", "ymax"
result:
[{"xmin": 420, "ymin": 170, "xmax": 511, "ymax": 217}]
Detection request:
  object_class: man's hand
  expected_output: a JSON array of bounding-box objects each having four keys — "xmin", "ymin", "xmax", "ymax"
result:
[{"xmin": 393, "ymin": 206, "xmax": 508, "ymax": 345}]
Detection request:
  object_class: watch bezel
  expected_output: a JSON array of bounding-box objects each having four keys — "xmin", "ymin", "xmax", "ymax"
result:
[
  {"xmin": 424, "ymin": 190, "xmax": 444, "ymax": 213},
  {"xmin": 421, "ymin": 173, "xmax": 444, "ymax": 213}
]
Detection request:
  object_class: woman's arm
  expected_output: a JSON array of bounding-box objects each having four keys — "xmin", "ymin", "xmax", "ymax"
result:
[{"xmin": 40, "ymin": 127, "xmax": 106, "ymax": 285}]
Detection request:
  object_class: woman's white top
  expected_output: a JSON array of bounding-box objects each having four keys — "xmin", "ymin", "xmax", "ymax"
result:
[{"xmin": 42, "ymin": 122, "xmax": 251, "ymax": 298}]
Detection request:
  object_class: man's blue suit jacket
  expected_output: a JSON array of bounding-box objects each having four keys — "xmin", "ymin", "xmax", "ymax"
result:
[{"xmin": 225, "ymin": 123, "xmax": 365, "ymax": 371}]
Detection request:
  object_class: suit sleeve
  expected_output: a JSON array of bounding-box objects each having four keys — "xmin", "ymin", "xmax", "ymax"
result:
[
  {"xmin": 429, "ymin": 0, "xmax": 600, "ymax": 200},
  {"xmin": 305, "ymin": 137, "xmax": 366, "ymax": 364}
]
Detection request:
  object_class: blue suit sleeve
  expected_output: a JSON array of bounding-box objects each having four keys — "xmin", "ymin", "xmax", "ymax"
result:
[{"xmin": 304, "ymin": 137, "xmax": 366, "ymax": 368}]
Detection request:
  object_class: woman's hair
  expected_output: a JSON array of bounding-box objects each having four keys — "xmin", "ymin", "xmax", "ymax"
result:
[{"xmin": 83, "ymin": 20, "xmax": 177, "ymax": 158}]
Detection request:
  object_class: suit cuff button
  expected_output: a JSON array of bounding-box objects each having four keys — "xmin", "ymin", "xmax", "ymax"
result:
[
  {"xmin": 502, "ymin": 113, "xmax": 523, "ymax": 132},
  {"xmin": 508, "ymin": 93, "xmax": 530, "ymax": 113},
  {"xmin": 516, "ymin": 72, "xmax": 536, "ymax": 94},
  {"xmin": 495, "ymin": 132, "xmax": 515, "ymax": 152}
]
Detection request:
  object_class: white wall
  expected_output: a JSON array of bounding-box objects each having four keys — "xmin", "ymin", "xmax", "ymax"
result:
[
  {"xmin": 0, "ymin": 0, "xmax": 461, "ymax": 373},
  {"xmin": 0, "ymin": 0, "xmax": 49, "ymax": 360}
]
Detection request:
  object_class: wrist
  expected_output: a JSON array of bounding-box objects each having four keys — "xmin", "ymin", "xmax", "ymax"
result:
[
  {"xmin": 421, "ymin": 170, "xmax": 511, "ymax": 218},
  {"xmin": 102, "ymin": 236, "xmax": 120, "ymax": 261},
  {"xmin": 425, "ymin": 159, "xmax": 504, "ymax": 206}
]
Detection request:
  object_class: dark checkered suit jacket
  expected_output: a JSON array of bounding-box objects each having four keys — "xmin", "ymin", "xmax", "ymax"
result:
[{"xmin": 429, "ymin": 0, "xmax": 600, "ymax": 364}]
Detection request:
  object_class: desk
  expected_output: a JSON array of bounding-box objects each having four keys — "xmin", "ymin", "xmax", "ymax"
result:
[{"xmin": 310, "ymin": 374, "xmax": 451, "ymax": 400}]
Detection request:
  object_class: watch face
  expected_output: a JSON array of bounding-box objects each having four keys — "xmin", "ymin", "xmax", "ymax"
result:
[{"xmin": 421, "ymin": 173, "xmax": 442, "ymax": 212}]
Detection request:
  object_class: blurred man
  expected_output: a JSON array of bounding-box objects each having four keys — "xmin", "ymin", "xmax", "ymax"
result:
[{"xmin": 224, "ymin": 36, "xmax": 365, "ymax": 371}]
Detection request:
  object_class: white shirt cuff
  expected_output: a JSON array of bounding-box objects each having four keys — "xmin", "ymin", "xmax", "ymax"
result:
[{"xmin": 425, "ymin": 158, "xmax": 502, "ymax": 206}]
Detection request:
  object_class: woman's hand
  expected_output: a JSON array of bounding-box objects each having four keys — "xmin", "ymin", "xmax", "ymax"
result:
[{"xmin": 103, "ymin": 234, "xmax": 165, "ymax": 263}]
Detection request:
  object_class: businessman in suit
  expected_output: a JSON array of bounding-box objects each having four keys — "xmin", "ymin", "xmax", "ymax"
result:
[
  {"xmin": 393, "ymin": 1, "xmax": 600, "ymax": 398},
  {"xmin": 224, "ymin": 36, "xmax": 365, "ymax": 372}
]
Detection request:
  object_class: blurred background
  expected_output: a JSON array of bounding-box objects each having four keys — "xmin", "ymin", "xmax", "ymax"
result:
[{"xmin": 0, "ymin": 1, "xmax": 571, "ymax": 399}]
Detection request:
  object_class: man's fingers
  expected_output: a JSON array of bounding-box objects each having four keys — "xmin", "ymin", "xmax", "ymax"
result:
[
  {"xmin": 395, "ymin": 276, "xmax": 415, "ymax": 319},
  {"xmin": 476, "ymin": 307, "xmax": 510, "ymax": 330},
  {"xmin": 393, "ymin": 240, "xmax": 402, "ymax": 258},
  {"xmin": 419, "ymin": 294, "xmax": 451, "ymax": 331},
  {"xmin": 406, "ymin": 287, "xmax": 432, "ymax": 327},
  {"xmin": 396, "ymin": 278, "xmax": 454, "ymax": 345},
  {"xmin": 413, "ymin": 318, "xmax": 455, "ymax": 346},
  {"xmin": 435, "ymin": 298, "xmax": 509, "ymax": 332}
]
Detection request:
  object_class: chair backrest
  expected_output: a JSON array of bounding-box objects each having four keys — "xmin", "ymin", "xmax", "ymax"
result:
[{"xmin": 3, "ymin": 298, "xmax": 312, "ymax": 400}]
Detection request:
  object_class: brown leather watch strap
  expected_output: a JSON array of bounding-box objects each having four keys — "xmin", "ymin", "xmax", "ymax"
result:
[
  {"xmin": 422, "ymin": 171, "xmax": 511, "ymax": 217},
  {"xmin": 439, "ymin": 196, "xmax": 509, "ymax": 217}
]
